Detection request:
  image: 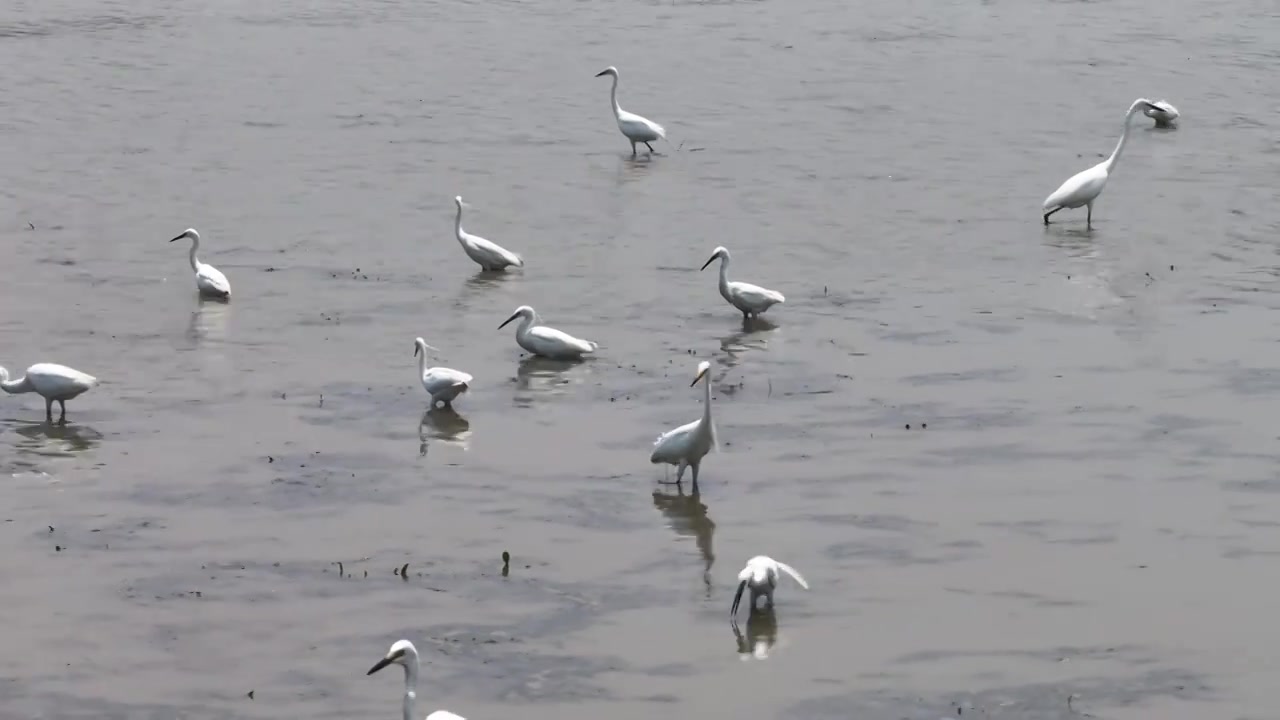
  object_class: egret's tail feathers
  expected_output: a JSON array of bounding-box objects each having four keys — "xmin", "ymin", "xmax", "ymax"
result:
[{"xmin": 512, "ymin": 255, "xmax": 524, "ymax": 268}]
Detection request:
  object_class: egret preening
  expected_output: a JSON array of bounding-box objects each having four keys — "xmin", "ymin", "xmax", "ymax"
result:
[
  {"xmin": 367, "ymin": 639, "xmax": 466, "ymax": 720},
  {"xmin": 0, "ymin": 363, "xmax": 98, "ymax": 424},
  {"xmin": 170, "ymin": 228, "xmax": 231, "ymax": 299},
  {"xmin": 454, "ymin": 196, "xmax": 523, "ymax": 272},
  {"xmin": 1145, "ymin": 100, "xmax": 1179, "ymax": 128},
  {"xmin": 1042, "ymin": 98, "xmax": 1163, "ymax": 228},
  {"xmin": 730, "ymin": 555, "xmax": 809, "ymax": 617},
  {"xmin": 498, "ymin": 305, "xmax": 598, "ymax": 360},
  {"xmin": 700, "ymin": 246, "xmax": 785, "ymax": 319},
  {"xmin": 650, "ymin": 360, "xmax": 716, "ymax": 489},
  {"xmin": 594, "ymin": 66, "xmax": 666, "ymax": 157},
  {"xmin": 414, "ymin": 338, "xmax": 472, "ymax": 408}
]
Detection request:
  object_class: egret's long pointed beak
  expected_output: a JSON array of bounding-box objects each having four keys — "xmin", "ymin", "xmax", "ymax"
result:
[
  {"xmin": 414, "ymin": 344, "xmax": 420, "ymax": 357},
  {"xmin": 367, "ymin": 657, "xmax": 394, "ymax": 675},
  {"xmin": 730, "ymin": 580, "xmax": 747, "ymax": 617},
  {"xmin": 691, "ymin": 368, "xmax": 707, "ymax": 387},
  {"xmin": 498, "ymin": 313, "xmax": 519, "ymax": 329},
  {"xmin": 700, "ymin": 255, "xmax": 717, "ymax": 271},
  {"xmin": 594, "ymin": 70, "xmax": 609, "ymax": 77},
  {"xmin": 169, "ymin": 235, "xmax": 183, "ymax": 243}
]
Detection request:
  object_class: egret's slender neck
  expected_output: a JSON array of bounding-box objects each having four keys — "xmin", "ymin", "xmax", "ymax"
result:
[
  {"xmin": 400, "ymin": 654, "xmax": 419, "ymax": 720},
  {"xmin": 1104, "ymin": 110, "xmax": 1140, "ymax": 175},
  {"xmin": 455, "ymin": 204, "xmax": 466, "ymax": 242},
  {"xmin": 187, "ymin": 236, "xmax": 201, "ymax": 272},
  {"xmin": 417, "ymin": 346, "xmax": 428, "ymax": 379},
  {"xmin": 515, "ymin": 313, "xmax": 536, "ymax": 338},
  {"xmin": 0, "ymin": 368, "xmax": 30, "ymax": 395},
  {"xmin": 716, "ymin": 256, "xmax": 732, "ymax": 296},
  {"xmin": 701, "ymin": 374, "xmax": 713, "ymax": 423},
  {"xmin": 609, "ymin": 74, "xmax": 621, "ymax": 118}
]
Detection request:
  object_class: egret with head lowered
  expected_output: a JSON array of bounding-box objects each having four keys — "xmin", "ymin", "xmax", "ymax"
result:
[
  {"xmin": 1144, "ymin": 100, "xmax": 1179, "ymax": 128},
  {"xmin": 414, "ymin": 338, "xmax": 472, "ymax": 408},
  {"xmin": 170, "ymin": 228, "xmax": 230, "ymax": 299},
  {"xmin": 0, "ymin": 363, "xmax": 98, "ymax": 424},
  {"xmin": 701, "ymin": 246, "xmax": 785, "ymax": 320},
  {"xmin": 731, "ymin": 555, "xmax": 809, "ymax": 618},
  {"xmin": 1042, "ymin": 98, "xmax": 1162, "ymax": 228},
  {"xmin": 594, "ymin": 66, "xmax": 666, "ymax": 157},
  {"xmin": 651, "ymin": 360, "xmax": 716, "ymax": 489},
  {"xmin": 367, "ymin": 639, "xmax": 466, "ymax": 720},
  {"xmin": 499, "ymin": 305, "xmax": 597, "ymax": 360},
  {"xmin": 453, "ymin": 196, "xmax": 523, "ymax": 272}
]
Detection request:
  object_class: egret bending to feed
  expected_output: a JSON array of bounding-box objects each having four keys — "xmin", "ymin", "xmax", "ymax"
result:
[
  {"xmin": 1042, "ymin": 98, "xmax": 1162, "ymax": 228},
  {"xmin": 453, "ymin": 196, "xmax": 523, "ymax": 272},
  {"xmin": 414, "ymin": 338, "xmax": 472, "ymax": 408},
  {"xmin": 731, "ymin": 555, "xmax": 809, "ymax": 617},
  {"xmin": 170, "ymin": 228, "xmax": 230, "ymax": 299},
  {"xmin": 651, "ymin": 360, "xmax": 716, "ymax": 488},
  {"xmin": 594, "ymin": 66, "xmax": 666, "ymax": 157},
  {"xmin": 498, "ymin": 305, "xmax": 598, "ymax": 360},
  {"xmin": 1144, "ymin": 100, "xmax": 1179, "ymax": 128},
  {"xmin": 700, "ymin": 246, "xmax": 785, "ymax": 319},
  {"xmin": 367, "ymin": 639, "xmax": 466, "ymax": 720},
  {"xmin": 0, "ymin": 363, "xmax": 98, "ymax": 424}
]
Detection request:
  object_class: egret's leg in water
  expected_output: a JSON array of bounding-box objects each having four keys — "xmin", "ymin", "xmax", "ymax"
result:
[
  {"xmin": 644, "ymin": 141, "xmax": 655, "ymax": 153},
  {"xmin": 44, "ymin": 398, "xmax": 53, "ymax": 423},
  {"xmin": 1043, "ymin": 206, "xmax": 1063, "ymax": 225},
  {"xmin": 630, "ymin": 140, "xmax": 637, "ymax": 157},
  {"xmin": 690, "ymin": 462, "xmax": 700, "ymax": 492},
  {"xmin": 659, "ymin": 462, "xmax": 687, "ymax": 485},
  {"xmin": 1086, "ymin": 203, "xmax": 1093, "ymax": 228},
  {"xmin": 58, "ymin": 400, "xmax": 67, "ymax": 425}
]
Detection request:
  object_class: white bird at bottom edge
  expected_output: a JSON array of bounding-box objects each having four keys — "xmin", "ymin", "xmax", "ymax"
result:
[
  {"xmin": 0, "ymin": 363, "xmax": 98, "ymax": 424},
  {"xmin": 731, "ymin": 555, "xmax": 809, "ymax": 617},
  {"xmin": 368, "ymin": 639, "xmax": 467, "ymax": 720}
]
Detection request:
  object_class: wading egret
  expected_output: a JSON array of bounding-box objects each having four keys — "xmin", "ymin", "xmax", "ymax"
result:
[
  {"xmin": 594, "ymin": 66, "xmax": 666, "ymax": 157},
  {"xmin": 730, "ymin": 555, "xmax": 808, "ymax": 617},
  {"xmin": 454, "ymin": 196, "xmax": 523, "ymax": 272},
  {"xmin": 367, "ymin": 639, "xmax": 466, "ymax": 720},
  {"xmin": 1042, "ymin": 98, "xmax": 1162, "ymax": 228},
  {"xmin": 1145, "ymin": 100, "xmax": 1179, "ymax": 128},
  {"xmin": 0, "ymin": 363, "xmax": 98, "ymax": 424},
  {"xmin": 170, "ymin": 228, "xmax": 230, "ymax": 299},
  {"xmin": 414, "ymin": 338, "xmax": 472, "ymax": 408},
  {"xmin": 651, "ymin": 360, "xmax": 716, "ymax": 489},
  {"xmin": 700, "ymin": 246, "xmax": 785, "ymax": 319},
  {"xmin": 498, "ymin": 305, "xmax": 597, "ymax": 360}
]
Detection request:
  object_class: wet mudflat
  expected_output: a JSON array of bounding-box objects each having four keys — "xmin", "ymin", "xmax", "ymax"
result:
[{"xmin": 2, "ymin": 1, "xmax": 1280, "ymax": 719}]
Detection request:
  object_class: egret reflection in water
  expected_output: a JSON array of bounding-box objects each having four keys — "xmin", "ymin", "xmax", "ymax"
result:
[
  {"xmin": 651, "ymin": 487, "xmax": 716, "ymax": 593},
  {"xmin": 731, "ymin": 607, "xmax": 779, "ymax": 660},
  {"xmin": 13, "ymin": 419, "xmax": 103, "ymax": 455},
  {"xmin": 718, "ymin": 317, "xmax": 778, "ymax": 369},
  {"xmin": 188, "ymin": 296, "xmax": 230, "ymax": 344},
  {"xmin": 512, "ymin": 355, "xmax": 591, "ymax": 402},
  {"xmin": 418, "ymin": 407, "xmax": 471, "ymax": 456}
]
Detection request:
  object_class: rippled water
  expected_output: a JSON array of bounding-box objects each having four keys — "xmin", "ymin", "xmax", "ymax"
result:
[{"xmin": 2, "ymin": 0, "xmax": 1280, "ymax": 718}]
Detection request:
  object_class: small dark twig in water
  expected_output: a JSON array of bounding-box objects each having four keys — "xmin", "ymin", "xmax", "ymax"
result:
[
  {"xmin": 27, "ymin": 222, "xmax": 35, "ymax": 230},
  {"xmin": 247, "ymin": 690, "xmax": 254, "ymax": 700},
  {"xmin": 502, "ymin": 551, "xmax": 511, "ymax": 577},
  {"xmin": 1067, "ymin": 694, "xmax": 1096, "ymax": 718},
  {"xmin": 319, "ymin": 394, "xmax": 324, "ymax": 407},
  {"xmin": 337, "ymin": 561, "xmax": 344, "ymax": 577},
  {"xmin": 400, "ymin": 562, "xmax": 409, "ymax": 580}
]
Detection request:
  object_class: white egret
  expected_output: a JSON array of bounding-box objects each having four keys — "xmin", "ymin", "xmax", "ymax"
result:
[
  {"xmin": 170, "ymin": 228, "xmax": 231, "ymax": 299},
  {"xmin": 498, "ymin": 305, "xmax": 597, "ymax": 360},
  {"xmin": 367, "ymin": 639, "xmax": 466, "ymax": 720},
  {"xmin": 594, "ymin": 66, "xmax": 666, "ymax": 157},
  {"xmin": 0, "ymin": 363, "xmax": 98, "ymax": 424},
  {"xmin": 414, "ymin": 338, "xmax": 472, "ymax": 408},
  {"xmin": 1144, "ymin": 99, "xmax": 1179, "ymax": 128},
  {"xmin": 650, "ymin": 360, "xmax": 716, "ymax": 489},
  {"xmin": 730, "ymin": 555, "xmax": 809, "ymax": 617},
  {"xmin": 1042, "ymin": 98, "xmax": 1163, "ymax": 228},
  {"xmin": 700, "ymin": 246, "xmax": 785, "ymax": 319},
  {"xmin": 453, "ymin": 196, "xmax": 523, "ymax": 272}
]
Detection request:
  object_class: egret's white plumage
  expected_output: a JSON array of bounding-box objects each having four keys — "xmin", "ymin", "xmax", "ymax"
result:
[
  {"xmin": 700, "ymin": 246, "xmax": 785, "ymax": 319},
  {"xmin": 453, "ymin": 196, "xmax": 523, "ymax": 272},
  {"xmin": 1042, "ymin": 98, "xmax": 1162, "ymax": 228},
  {"xmin": 650, "ymin": 360, "xmax": 716, "ymax": 488},
  {"xmin": 170, "ymin": 228, "xmax": 230, "ymax": 299},
  {"xmin": 498, "ymin": 305, "xmax": 597, "ymax": 360},
  {"xmin": 730, "ymin": 555, "xmax": 809, "ymax": 617},
  {"xmin": 414, "ymin": 338, "xmax": 472, "ymax": 408},
  {"xmin": 1144, "ymin": 99, "xmax": 1179, "ymax": 128},
  {"xmin": 594, "ymin": 66, "xmax": 666, "ymax": 156},
  {"xmin": 0, "ymin": 363, "xmax": 98, "ymax": 424},
  {"xmin": 367, "ymin": 639, "xmax": 466, "ymax": 720}
]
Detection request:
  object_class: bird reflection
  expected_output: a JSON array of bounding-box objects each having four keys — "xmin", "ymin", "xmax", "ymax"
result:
[
  {"xmin": 187, "ymin": 296, "xmax": 230, "ymax": 344},
  {"xmin": 719, "ymin": 316, "xmax": 778, "ymax": 369},
  {"xmin": 513, "ymin": 355, "xmax": 587, "ymax": 401},
  {"xmin": 731, "ymin": 608, "xmax": 779, "ymax": 660},
  {"xmin": 651, "ymin": 487, "xmax": 716, "ymax": 593},
  {"xmin": 14, "ymin": 420, "xmax": 103, "ymax": 454},
  {"xmin": 418, "ymin": 407, "xmax": 471, "ymax": 456}
]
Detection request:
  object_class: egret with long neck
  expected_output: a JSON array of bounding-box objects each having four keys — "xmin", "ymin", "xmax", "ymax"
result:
[
  {"xmin": 1042, "ymin": 98, "xmax": 1162, "ymax": 228},
  {"xmin": 594, "ymin": 65, "xmax": 666, "ymax": 157},
  {"xmin": 700, "ymin": 246, "xmax": 785, "ymax": 319},
  {"xmin": 498, "ymin": 305, "xmax": 597, "ymax": 360},
  {"xmin": 453, "ymin": 196, "xmax": 523, "ymax": 272},
  {"xmin": 414, "ymin": 338, "xmax": 473, "ymax": 408},
  {"xmin": 367, "ymin": 639, "xmax": 466, "ymax": 720},
  {"xmin": 170, "ymin": 228, "xmax": 231, "ymax": 299},
  {"xmin": 0, "ymin": 363, "xmax": 98, "ymax": 424},
  {"xmin": 650, "ymin": 360, "xmax": 716, "ymax": 489}
]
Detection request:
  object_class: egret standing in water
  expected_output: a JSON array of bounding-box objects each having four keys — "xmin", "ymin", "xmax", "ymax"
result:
[
  {"xmin": 453, "ymin": 196, "xmax": 523, "ymax": 272},
  {"xmin": 170, "ymin": 228, "xmax": 231, "ymax": 299},
  {"xmin": 414, "ymin": 338, "xmax": 472, "ymax": 408},
  {"xmin": 700, "ymin": 246, "xmax": 786, "ymax": 319},
  {"xmin": 651, "ymin": 360, "xmax": 716, "ymax": 489},
  {"xmin": 594, "ymin": 66, "xmax": 666, "ymax": 157},
  {"xmin": 1144, "ymin": 100, "xmax": 1179, "ymax": 128},
  {"xmin": 0, "ymin": 363, "xmax": 98, "ymax": 424},
  {"xmin": 498, "ymin": 305, "xmax": 598, "ymax": 360},
  {"xmin": 367, "ymin": 639, "xmax": 466, "ymax": 720},
  {"xmin": 730, "ymin": 555, "xmax": 809, "ymax": 617},
  {"xmin": 1042, "ymin": 98, "xmax": 1162, "ymax": 228}
]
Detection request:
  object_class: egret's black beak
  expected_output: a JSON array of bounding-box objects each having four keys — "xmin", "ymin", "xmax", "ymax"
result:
[
  {"xmin": 367, "ymin": 657, "xmax": 394, "ymax": 676},
  {"xmin": 700, "ymin": 256, "xmax": 716, "ymax": 271},
  {"xmin": 498, "ymin": 314, "xmax": 518, "ymax": 329},
  {"xmin": 594, "ymin": 70, "xmax": 608, "ymax": 77},
  {"xmin": 414, "ymin": 344, "xmax": 420, "ymax": 357},
  {"xmin": 730, "ymin": 580, "xmax": 746, "ymax": 617},
  {"xmin": 691, "ymin": 369, "xmax": 707, "ymax": 387},
  {"xmin": 169, "ymin": 235, "xmax": 183, "ymax": 243}
]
